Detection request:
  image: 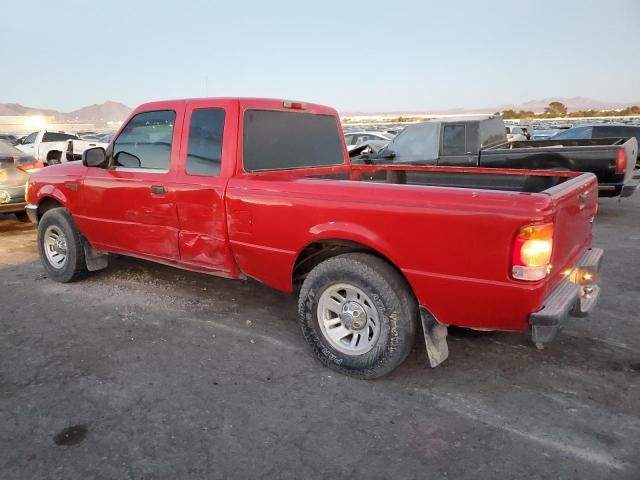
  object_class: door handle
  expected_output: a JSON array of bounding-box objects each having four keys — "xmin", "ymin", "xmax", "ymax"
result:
[{"xmin": 150, "ymin": 185, "xmax": 167, "ymax": 195}]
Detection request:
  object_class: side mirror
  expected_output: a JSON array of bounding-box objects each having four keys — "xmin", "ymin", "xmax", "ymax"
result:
[
  {"xmin": 82, "ymin": 147, "xmax": 107, "ymax": 168},
  {"xmin": 115, "ymin": 151, "xmax": 141, "ymax": 168}
]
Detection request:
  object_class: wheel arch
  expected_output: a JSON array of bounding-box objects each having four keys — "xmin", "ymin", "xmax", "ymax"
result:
[
  {"xmin": 292, "ymin": 237, "xmax": 415, "ymax": 300},
  {"xmin": 35, "ymin": 196, "xmax": 65, "ymax": 220},
  {"xmin": 45, "ymin": 150, "xmax": 63, "ymax": 164}
]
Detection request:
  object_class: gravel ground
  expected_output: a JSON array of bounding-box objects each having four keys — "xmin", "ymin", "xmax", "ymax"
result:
[{"xmin": 1, "ymin": 196, "xmax": 639, "ymax": 480}]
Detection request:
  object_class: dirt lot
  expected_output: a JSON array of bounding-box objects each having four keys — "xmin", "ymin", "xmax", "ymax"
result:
[{"xmin": 1, "ymin": 196, "xmax": 639, "ymax": 480}]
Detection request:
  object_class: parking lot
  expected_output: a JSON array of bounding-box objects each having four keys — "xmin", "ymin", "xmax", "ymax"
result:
[{"xmin": 0, "ymin": 195, "xmax": 639, "ymax": 479}]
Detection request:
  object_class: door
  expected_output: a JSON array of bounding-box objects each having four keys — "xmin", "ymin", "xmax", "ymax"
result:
[
  {"xmin": 172, "ymin": 99, "xmax": 239, "ymax": 276},
  {"xmin": 18, "ymin": 132, "xmax": 38, "ymax": 158},
  {"xmin": 76, "ymin": 106, "xmax": 184, "ymax": 260}
]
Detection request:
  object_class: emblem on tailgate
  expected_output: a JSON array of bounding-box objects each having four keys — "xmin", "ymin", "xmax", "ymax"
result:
[{"xmin": 579, "ymin": 192, "xmax": 590, "ymax": 203}]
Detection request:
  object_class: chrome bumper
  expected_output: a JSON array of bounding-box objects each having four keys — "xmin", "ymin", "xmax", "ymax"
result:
[{"xmin": 529, "ymin": 248, "xmax": 603, "ymax": 344}]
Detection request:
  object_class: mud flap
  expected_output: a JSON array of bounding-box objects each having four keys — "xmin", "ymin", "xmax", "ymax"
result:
[
  {"xmin": 83, "ymin": 240, "xmax": 109, "ymax": 271},
  {"xmin": 419, "ymin": 307, "xmax": 449, "ymax": 368}
]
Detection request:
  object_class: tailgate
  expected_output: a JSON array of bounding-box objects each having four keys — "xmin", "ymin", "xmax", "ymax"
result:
[
  {"xmin": 621, "ymin": 137, "xmax": 638, "ymax": 181},
  {"xmin": 546, "ymin": 173, "xmax": 599, "ymax": 287}
]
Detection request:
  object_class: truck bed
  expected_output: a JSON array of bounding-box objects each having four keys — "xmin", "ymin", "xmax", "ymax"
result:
[
  {"xmin": 479, "ymin": 137, "xmax": 638, "ymax": 196},
  {"xmin": 310, "ymin": 165, "xmax": 578, "ymax": 193}
]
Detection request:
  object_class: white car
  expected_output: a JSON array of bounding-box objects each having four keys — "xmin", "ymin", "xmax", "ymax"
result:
[
  {"xmin": 16, "ymin": 130, "xmax": 108, "ymax": 165},
  {"xmin": 505, "ymin": 126, "xmax": 527, "ymax": 142},
  {"xmin": 344, "ymin": 131, "xmax": 394, "ymax": 151}
]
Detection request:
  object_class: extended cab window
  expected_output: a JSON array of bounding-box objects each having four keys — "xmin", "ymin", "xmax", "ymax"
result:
[
  {"xmin": 243, "ymin": 110, "xmax": 344, "ymax": 171},
  {"xmin": 186, "ymin": 109, "xmax": 225, "ymax": 176},
  {"xmin": 113, "ymin": 110, "xmax": 175, "ymax": 170},
  {"xmin": 442, "ymin": 125, "xmax": 466, "ymax": 155}
]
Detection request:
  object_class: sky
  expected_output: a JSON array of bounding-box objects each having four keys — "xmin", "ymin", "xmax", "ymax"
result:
[{"xmin": 1, "ymin": 0, "xmax": 639, "ymax": 113}]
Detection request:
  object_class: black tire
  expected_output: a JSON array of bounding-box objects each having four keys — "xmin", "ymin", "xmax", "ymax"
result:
[
  {"xmin": 298, "ymin": 253, "xmax": 417, "ymax": 379},
  {"xmin": 37, "ymin": 207, "xmax": 87, "ymax": 282},
  {"xmin": 14, "ymin": 211, "xmax": 29, "ymax": 222},
  {"xmin": 46, "ymin": 151, "xmax": 62, "ymax": 165}
]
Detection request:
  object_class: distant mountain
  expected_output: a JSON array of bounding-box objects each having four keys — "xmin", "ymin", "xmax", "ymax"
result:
[
  {"xmin": 0, "ymin": 101, "xmax": 132, "ymax": 125},
  {"xmin": 0, "ymin": 103, "xmax": 61, "ymax": 117},
  {"xmin": 342, "ymin": 97, "xmax": 640, "ymax": 116},
  {"xmin": 67, "ymin": 101, "xmax": 132, "ymax": 123},
  {"xmin": 490, "ymin": 97, "xmax": 638, "ymax": 114}
]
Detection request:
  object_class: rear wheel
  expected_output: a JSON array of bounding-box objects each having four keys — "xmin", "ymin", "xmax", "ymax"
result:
[
  {"xmin": 37, "ymin": 208, "xmax": 87, "ymax": 282},
  {"xmin": 298, "ymin": 253, "xmax": 417, "ymax": 379}
]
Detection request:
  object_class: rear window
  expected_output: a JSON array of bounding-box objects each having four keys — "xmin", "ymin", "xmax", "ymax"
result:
[
  {"xmin": 42, "ymin": 132, "xmax": 78, "ymax": 142},
  {"xmin": 243, "ymin": 110, "xmax": 344, "ymax": 171}
]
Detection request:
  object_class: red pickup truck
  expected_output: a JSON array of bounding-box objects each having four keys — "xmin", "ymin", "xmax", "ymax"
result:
[{"xmin": 25, "ymin": 98, "xmax": 603, "ymax": 378}]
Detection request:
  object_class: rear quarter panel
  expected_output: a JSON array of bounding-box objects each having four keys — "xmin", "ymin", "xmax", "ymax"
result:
[{"xmin": 226, "ymin": 174, "xmax": 560, "ymax": 331}]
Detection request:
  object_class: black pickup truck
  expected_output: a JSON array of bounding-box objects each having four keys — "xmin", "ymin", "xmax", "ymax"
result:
[{"xmin": 357, "ymin": 116, "xmax": 639, "ymax": 197}]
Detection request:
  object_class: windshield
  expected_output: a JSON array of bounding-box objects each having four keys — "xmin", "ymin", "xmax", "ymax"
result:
[{"xmin": 382, "ymin": 122, "xmax": 441, "ymax": 162}]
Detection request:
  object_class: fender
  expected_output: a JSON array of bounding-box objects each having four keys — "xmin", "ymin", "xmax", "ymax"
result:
[
  {"xmin": 304, "ymin": 221, "xmax": 402, "ymax": 268},
  {"xmin": 36, "ymin": 185, "xmax": 68, "ymax": 207}
]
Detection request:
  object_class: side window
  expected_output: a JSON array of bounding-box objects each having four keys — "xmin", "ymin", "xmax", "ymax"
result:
[
  {"xmin": 113, "ymin": 110, "xmax": 175, "ymax": 170},
  {"xmin": 442, "ymin": 125, "xmax": 466, "ymax": 155},
  {"xmin": 186, "ymin": 108, "xmax": 225, "ymax": 176},
  {"xmin": 23, "ymin": 132, "xmax": 38, "ymax": 144},
  {"xmin": 42, "ymin": 132, "xmax": 78, "ymax": 142}
]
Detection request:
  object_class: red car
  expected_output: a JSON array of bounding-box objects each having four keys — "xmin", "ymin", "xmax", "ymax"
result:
[{"xmin": 25, "ymin": 98, "xmax": 603, "ymax": 378}]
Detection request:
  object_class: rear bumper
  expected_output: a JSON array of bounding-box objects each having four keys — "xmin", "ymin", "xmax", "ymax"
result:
[
  {"xmin": 529, "ymin": 247, "xmax": 603, "ymax": 343},
  {"xmin": 0, "ymin": 185, "xmax": 26, "ymax": 213},
  {"xmin": 599, "ymin": 169, "xmax": 640, "ymax": 198},
  {"xmin": 0, "ymin": 201, "xmax": 27, "ymax": 214},
  {"xmin": 620, "ymin": 169, "xmax": 640, "ymax": 198}
]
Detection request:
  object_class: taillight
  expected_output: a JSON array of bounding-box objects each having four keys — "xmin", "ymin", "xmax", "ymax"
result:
[
  {"xmin": 512, "ymin": 223, "xmax": 554, "ymax": 281},
  {"xmin": 615, "ymin": 148, "xmax": 627, "ymax": 174},
  {"xmin": 16, "ymin": 160, "xmax": 45, "ymax": 173}
]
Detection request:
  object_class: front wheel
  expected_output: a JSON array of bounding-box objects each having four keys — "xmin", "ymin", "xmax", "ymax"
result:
[
  {"xmin": 298, "ymin": 253, "xmax": 418, "ymax": 379},
  {"xmin": 37, "ymin": 208, "xmax": 87, "ymax": 282}
]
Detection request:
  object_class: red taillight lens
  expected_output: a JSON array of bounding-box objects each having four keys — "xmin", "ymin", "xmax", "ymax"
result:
[
  {"xmin": 615, "ymin": 148, "xmax": 627, "ymax": 174},
  {"xmin": 512, "ymin": 223, "xmax": 554, "ymax": 281},
  {"xmin": 16, "ymin": 160, "xmax": 45, "ymax": 173}
]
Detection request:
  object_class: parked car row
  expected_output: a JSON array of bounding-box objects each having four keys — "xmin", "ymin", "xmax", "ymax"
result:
[
  {"xmin": 14, "ymin": 130, "xmax": 109, "ymax": 165},
  {"xmin": 350, "ymin": 115, "xmax": 640, "ymax": 198}
]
